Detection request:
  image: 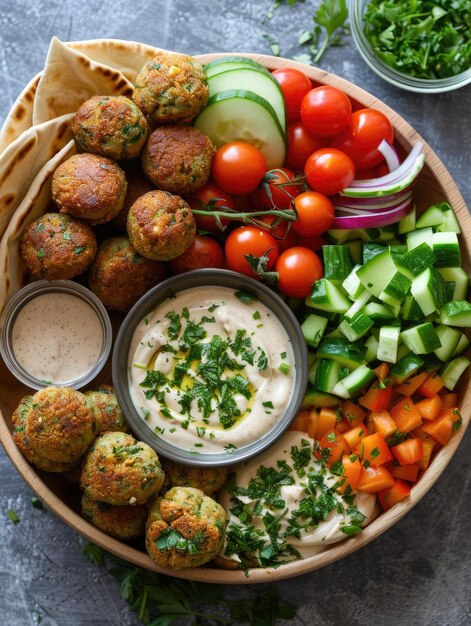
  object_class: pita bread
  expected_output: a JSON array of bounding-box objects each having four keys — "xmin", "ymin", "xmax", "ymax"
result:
[
  {"xmin": 0, "ymin": 139, "xmax": 76, "ymax": 311},
  {"xmin": 0, "ymin": 73, "xmax": 40, "ymax": 156},
  {"xmin": 32, "ymin": 37, "xmax": 135, "ymax": 126}
]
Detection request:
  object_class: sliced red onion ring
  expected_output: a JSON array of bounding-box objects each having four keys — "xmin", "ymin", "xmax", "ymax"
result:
[
  {"xmin": 334, "ymin": 191, "xmax": 412, "ymax": 212},
  {"xmin": 332, "ymin": 198, "xmax": 412, "ymax": 228},
  {"xmin": 331, "ymin": 187, "xmax": 412, "ymax": 206},
  {"xmin": 377, "ymin": 139, "xmax": 401, "ymax": 172}
]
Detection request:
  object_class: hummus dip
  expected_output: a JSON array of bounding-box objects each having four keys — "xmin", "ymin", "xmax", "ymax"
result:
[{"xmin": 128, "ymin": 286, "xmax": 295, "ymax": 454}]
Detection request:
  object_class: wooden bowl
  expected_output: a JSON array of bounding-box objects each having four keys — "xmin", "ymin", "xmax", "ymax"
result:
[{"xmin": 1, "ymin": 43, "xmax": 470, "ymax": 584}]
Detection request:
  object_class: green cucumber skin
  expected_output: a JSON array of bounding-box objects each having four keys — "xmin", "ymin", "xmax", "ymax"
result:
[
  {"xmin": 440, "ymin": 356, "xmax": 471, "ymax": 391},
  {"xmin": 301, "ymin": 314, "xmax": 328, "ymax": 348},
  {"xmin": 316, "ymin": 337, "xmax": 366, "ymax": 369},
  {"xmin": 439, "ymin": 300, "xmax": 471, "ymax": 327},
  {"xmin": 204, "ymin": 56, "xmax": 271, "ymax": 77},
  {"xmin": 363, "ymin": 243, "xmax": 386, "ymax": 264},
  {"xmin": 434, "ymin": 325, "xmax": 461, "ymax": 362},
  {"xmin": 402, "ymin": 243, "xmax": 436, "ymax": 276},
  {"xmin": 302, "ymin": 388, "xmax": 341, "ymax": 409},
  {"xmin": 391, "ymin": 353, "xmax": 425, "ymax": 383},
  {"xmin": 323, "ymin": 245, "xmax": 353, "ymax": 285}
]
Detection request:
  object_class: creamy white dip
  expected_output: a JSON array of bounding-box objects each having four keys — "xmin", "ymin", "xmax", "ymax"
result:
[
  {"xmin": 219, "ymin": 431, "xmax": 376, "ymax": 567},
  {"xmin": 128, "ymin": 286, "xmax": 295, "ymax": 454}
]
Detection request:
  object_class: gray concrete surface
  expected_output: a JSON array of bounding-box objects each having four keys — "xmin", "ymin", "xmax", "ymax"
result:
[{"xmin": 1, "ymin": 1, "xmax": 470, "ymax": 624}]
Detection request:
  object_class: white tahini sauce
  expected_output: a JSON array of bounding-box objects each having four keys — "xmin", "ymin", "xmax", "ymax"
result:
[
  {"xmin": 12, "ymin": 293, "xmax": 104, "ymax": 384},
  {"xmin": 128, "ymin": 286, "xmax": 295, "ymax": 454}
]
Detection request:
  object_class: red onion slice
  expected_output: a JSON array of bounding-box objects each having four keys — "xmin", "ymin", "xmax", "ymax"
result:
[
  {"xmin": 332, "ymin": 198, "xmax": 413, "ymax": 228},
  {"xmin": 377, "ymin": 139, "xmax": 401, "ymax": 172}
]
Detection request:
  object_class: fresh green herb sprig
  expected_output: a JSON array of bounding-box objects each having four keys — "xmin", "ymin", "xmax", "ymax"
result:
[{"xmin": 363, "ymin": 0, "xmax": 471, "ymax": 79}]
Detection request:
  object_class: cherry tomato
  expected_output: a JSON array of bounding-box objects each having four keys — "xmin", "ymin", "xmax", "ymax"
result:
[
  {"xmin": 285, "ymin": 122, "xmax": 324, "ymax": 171},
  {"xmin": 376, "ymin": 163, "xmax": 390, "ymax": 177},
  {"xmin": 304, "ymin": 148, "xmax": 355, "ymax": 196},
  {"xmin": 296, "ymin": 234, "xmax": 326, "ymax": 251},
  {"xmin": 257, "ymin": 167, "xmax": 302, "ymax": 210},
  {"xmin": 276, "ymin": 247, "xmax": 323, "ymax": 298},
  {"xmin": 212, "ymin": 142, "xmax": 267, "ymax": 195},
  {"xmin": 300, "ymin": 86, "xmax": 352, "ymax": 137},
  {"xmin": 187, "ymin": 182, "xmax": 234, "ymax": 233},
  {"xmin": 272, "ymin": 68, "xmax": 312, "ymax": 122},
  {"xmin": 332, "ymin": 108, "xmax": 394, "ymax": 171},
  {"xmin": 292, "ymin": 191, "xmax": 334, "ymax": 236},
  {"xmin": 260, "ymin": 215, "xmax": 298, "ymax": 253},
  {"xmin": 354, "ymin": 167, "xmax": 377, "ymax": 181},
  {"xmin": 225, "ymin": 226, "xmax": 278, "ymax": 279},
  {"xmin": 171, "ymin": 235, "xmax": 225, "ymax": 274}
]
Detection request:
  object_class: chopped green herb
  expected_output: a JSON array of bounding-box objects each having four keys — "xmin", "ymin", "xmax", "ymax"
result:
[
  {"xmin": 31, "ymin": 497, "xmax": 44, "ymax": 510},
  {"xmin": 252, "ymin": 311, "xmax": 261, "ymax": 320},
  {"xmin": 36, "ymin": 248, "xmax": 45, "ymax": 259},
  {"xmin": 370, "ymin": 447, "xmax": 380, "ymax": 459},
  {"xmin": 83, "ymin": 542, "xmax": 104, "ymax": 566},
  {"xmin": 73, "ymin": 246, "xmax": 86, "ymax": 255},
  {"xmin": 234, "ymin": 289, "xmax": 257, "ymax": 303},
  {"xmin": 7, "ymin": 508, "xmax": 19, "ymax": 524},
  {"xmin": 279, "ymin": 362, "xmax": 291, "ymax": 375}
]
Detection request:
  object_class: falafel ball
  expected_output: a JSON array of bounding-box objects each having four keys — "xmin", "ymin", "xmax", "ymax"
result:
[
  {"xmin": 20, "ymin": 212, "xmax": 97, "ymax": 280},
  {"xmin": 85, "ymin": 384, "xmax": 129, "ymax": 433},
  {"xmin": 161, "ymin": 459, "xmax": 229, "ymax": 497},
  {"xmin": 145, "ymin": 487, "xmax": 226, "ymax": 570},
  {"xmin": 52, "ymin": 153, "xmax": 127, "ymax": 225},
  {"xmin": 81, "ymin": 493, "xmax": 147, "ymax": 540},
  {"xmin": 141, "ymin": 126, "xmax": 214, "ymax": 195},
  {"xmin": 72, "ymin": 95, "xmax": 148, "ymax": 160},
  {"xmin": 88, "ymin": 236, "xmax": 166, "ymax": 311},
  {"xmin": 25, "ymin": 386, "xmax": 101, "ymax": 464},
  {"xmin": 133, "ymin": 52, "xmax": 208, "ymax": 124},
  {"xmin": 80, "ymin": 432, "xmax": 164, "ymax": 506},
  {"xmin": 12, "ymin": 396, "xmax": 75, "ymax": 473},
  {"xmin": 110, "ymin": 161, "xmax": 155, "ymax": 233},
  {"xmin": 127, "ymin": 190, "xmax": 195, "ymax": 261}
]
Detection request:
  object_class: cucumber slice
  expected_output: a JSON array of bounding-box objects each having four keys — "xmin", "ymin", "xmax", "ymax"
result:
[
  {"xmin": 339, "ymin": 312, "xmax": 374, "ymax": 342},
  {"xmin": 301, "ymin": 314, "xmax": 328, "ymax": 348},
  {"xmin": 316, "ymin": 337, "xmax": 366, "ymax": 369},
  {"xmin": 379, "ymin": 271, "xmax": 411, "ymax": 305},
  {"xmin": 433, "ymin": 325, "xmax": 461, "ymax": 362},
  {"xmin": 332, "ymin": 365, "xmax": 375, "ymax": 398},
  {"xmin": 344, "ymin": 289, "xmax": 372, "ymax": 319},
  {"xmin": 204, "ymin": 56, "xmax": 271, "ymax": 78},
  {"xmin": 207, "ymin": 67, "xmax": 286, "ymax": 129},
  {"xmin": 401, "ymin": 242, "xmax": 435, "ymax": 276},
  {"xmin": 400, "ymin": 322, "xmax": 441, "ymax": 354},
  {"xmin": 411, "ymin": 268, "xmax": 447, "ymax": 316},
  {"xmin": 390, "ymin": 352, "xmax": 425, "ymax": 384},
  {"xmin": 307, "ymin": 279, "xmax": 351, "ymax": 314},
  {"xmin": 363, "ymin": 243, "xmax": 386, "ymax": 264},
  {"xmin": 323, "ymin": 245, "xmax": 353, "ymax": 285},
  {"xmin": 357, "ymin": 250, "xmax": 398, "ymax": 297},
  {"xmin": 342, "ymin": 265, "xmax": 364, "ymax": 300},
  {"xmin": 440, "ymin": 356, "xmax": 471, "ymax": 391},
  {"xmin": 362, "ymin": 301, "xmax": 397, "ymax": 325},
  {"xmin": 400, "ymin": 294, "xmax": 426, "ymax": 322},
  {"xmin": 309, "ymin": 359, "xmax": 341, "ymax": 393},
  {"xmin": 432, "ymin": 232, "xmax": 461, "ymax": 267},
  {"xmin": 415, "ymin": 204, "xmax": 446, "ymax": 229},
  {"xmin": 406, "ymin": 227, "xmax": 433, "ymax": 250},
  {"xmin": 397, "ymin": 343, "xmax": 411, "ymax": 361},
  {"xmin": 301, "ymin": 388, "xmax": 341, "ymax": 409},
  {"xmin": 437, "ymin": 268, "xmax": 469, "ymax": 300},
  {"xmin": 326, "ymin": 229, "xmax": 355, "ymax": 244},
  {"xmin": 194, "ymin": 90, "xmax": 286, "ymax": 169},
  {"xmin": 359, "ymin": 226, "xmax": 396, "ymax": 242},
  {"xmin": 347, "ymin": 239, "xmax": 363, "ymax": 265},
  {"xmin": 377, "ymin": 325, "xmax": 401, "ymax": 363},
  {"xmin": 453, "ymin": 333, "xmax": 470, "ymax": 357},
  {"xmin": 364, "ymin": 335, "xmax": 379, "ymax": 362},
  {"xmin": 436, "ymin": 205, "xmax": 461, "ymax": 234},
  {"xmin": 439, "ymin": 300, "xmax": 471, "ymax": 327},
  {"xmin": 398, "ymin": 205, "xmax": 416, "ymax": 234}
]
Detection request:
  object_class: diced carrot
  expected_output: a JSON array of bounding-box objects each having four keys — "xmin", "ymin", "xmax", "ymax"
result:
[
  {"xmin": 411, "ymin": 425, "xmax": 438, "ymax": 445},
  {"xmin": 335, "ymin": 454, "xmax": 362, "ymax": 493},
  {"xmin": 341, "ymin": 400, "xmax": 366, "ymax": 428},
  {"xmin": 356, "ymin": 432, "xmax": 393, "ymax": 466},
  {"xmin": 417, "ymin": 441, "xmax": 435, "ymax": 471},
  {"xmin": 315, "ymin": 408, "xmax": 337, "ymax": 440},
  {"xmin": 374, "ymin": 363, "xmax": 389, "ymax": 381},
  {"xmin": 307, "ymin": 410, "xmax": 319, "ymax": 439},
  {"xmin": 390, "ymin": 397, "xmax": 423, "ymax": 433},
  {"xmin": 343, "ymin": 422, "xmax": 369, "ymax": 450},
  {"xmin": 417, "ymin": 373, "xmax": 444, "ymax": 398},
  {"xmin": 371, "ymin": 410, "xmax": 397, "ymax": 439},
  {"xmin": 289, "ymin": 412, "xmax": 310, "ymax": 432},
  {"xmin": 314, "ymin": 430, "xmax": 349, "ymax": 465},
  {"xmin": 378, "ymin": 479, "xmax": 411, "ymax": 511},
  {"xmin": 365, "ymin": 413, "xmax": 376, "ymax": 435},
  {"xmin": 336, "ymin": 420, "xmax": 349, "ymax": 434},
  {"xmin": 356, "ymin": 465, "xmax": 395, "ymax": 493},
  {"xmin": 359, "ymin": 385, "xmax": 393, "ymax": 412},
  {"xmin": 395, "ymin": 372, "xmax": 428, "ymax": 396},
  {"xmin": 390, "ymin": 463, "xmax": 419, "ymax": 482},
  {"xmin": 441, "ymin": 393, "xmax": 458, "ymax": 410},
  {"xmin": 391, "ymin": 438, "xmax": 423, "ymax": 465},
  {"xmin": 422, "ymin": 408, "xmax": 462, "ymax": 446},
  {"xmin": 415, "ymin": 395, "xmax": 443, "ymax": 421}
]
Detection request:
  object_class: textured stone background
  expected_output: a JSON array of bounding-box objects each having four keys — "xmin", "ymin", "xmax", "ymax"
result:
[{"xmin": 0, "ymin": 1, "xmax": 470, "ymax": 625}]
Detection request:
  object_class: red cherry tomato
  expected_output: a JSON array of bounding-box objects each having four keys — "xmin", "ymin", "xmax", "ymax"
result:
[
  {"xmin": 257, "ymin": 167, "xmax": 302, "ymax": 210},
  {"xmin": 304, "ymin": 148, "xmax": 355, "ymax": 196},
  {"xmin": 296, "ymin": 234, "xmax": 326, "ymax": 251},
  {"xmin": 225, "ymin": 226, "xmax": 278, "ymax": 279},
  {"xmin": 187, "ymin": 182, "xmax": 234, "ymax": 233},
  {"xmin": 300, "ymin": 86, "xmax": 352, "ymax": 137},
  {"xmin": 260, "ymin": 215, "xmax": 297, "ymax": 253},
  {"xmin": 332, "ymin": 108, "xmax": 394, "ymax": 171},
  {"xmin": 212, "ymin": 142, "xmax": 267, "ymax": 195},
  {"xmin": 292, "ymin": 191, "xmax": 334, "ymax": 236},
  {"xmin": 285, "ymin": 122, "xmax": 324, "ymax": 171},
  {"xmin": 171, "ymin": 235, "xmax": 225, "ymax": 274},
  {"xmin": 272, "ymin": 68, "xmax": 312, "ymax": 122},
  {"xmin": 376, "ymin": 163, "xmax": 390, "ymax": 177},
  {"xmin": 276, "ymin": 247, "xmax": 324, "ymax": 298}
]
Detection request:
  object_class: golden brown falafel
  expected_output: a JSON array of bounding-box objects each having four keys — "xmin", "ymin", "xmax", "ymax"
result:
[
  {"xmin": 81, "ymin": 493, "xmax": 148, "ymax": 540},
  {"xmin": 110, "ymin": 161, "xmax": 155, "ymax": 233},
  {"xmin": 161, "ymin": 459, "xmax": 230, "ymax": 496},
  {"xmin": 85, "ymin": 384, "xmax": 129, "ymax": 433}
]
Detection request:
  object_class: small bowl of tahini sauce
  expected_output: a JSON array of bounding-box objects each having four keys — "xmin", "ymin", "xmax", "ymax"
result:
[{"xmin": 0, "ymin": 280, "xmax": 112, "ymax": 390}]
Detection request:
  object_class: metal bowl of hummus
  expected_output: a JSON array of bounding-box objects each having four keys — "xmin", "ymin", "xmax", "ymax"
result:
[{"xmin": 112, "ymin": 268, "xmax": 308, "ymax": 466}]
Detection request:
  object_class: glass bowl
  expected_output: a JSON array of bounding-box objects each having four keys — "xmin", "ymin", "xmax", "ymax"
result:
[{"xmin": 350, "ymin": 0, "xmax": 471, "ymax": 93}]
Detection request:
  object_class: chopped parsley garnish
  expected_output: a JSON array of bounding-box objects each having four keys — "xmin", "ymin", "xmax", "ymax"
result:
[
  {"xmin": 370, "ymin": 447, "xmax": 380, "ymax": 459},
  {"xmin": 234, "ymin": 289, "xmax": 257, "ymax": 303},
  {"xmin": 263, "ymin": 401, "xmax": 274, "ymax": 409},
  {"xmin": 7, "ymin": 508, "xmax": 19, "ymax": 524},
  {"xmin": 252, "ymin": 311, "xmax": 261, "ymax": 320},
  {"xmin": 279, "ymin": 362, "xmax": 291, "ymax": 375},
  {"xmin": 155, "ymin": 528, "xmax": 205, "ymax": 555}
]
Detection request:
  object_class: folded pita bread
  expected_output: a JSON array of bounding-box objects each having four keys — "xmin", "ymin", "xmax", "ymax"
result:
[{"xmin": 0, "ymin": 73, "xmax": 40, "ymax": 155}]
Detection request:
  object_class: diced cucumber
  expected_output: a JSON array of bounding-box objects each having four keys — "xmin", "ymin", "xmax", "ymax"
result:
[
  {"xmin": 309, "ymin": 359, "xmax": 341, "ymax": 393},
  {"xmin": 398, "ymin": 205, "xmax": 416, "ymax": 234},
  {"xmin": 204, "ymin": 56, "xmax": 271, "ymax": 78},
  {"xmin": 364, "ymin": 335, "xmax": 379, "ymax": 362},
  {"xmin": 433, "ymin": 325, "xmax": 461, "ymax": 362},
  {"xmin": 432, "ymin": 232, "xmax": 461, "ymax": 267},
  {"xmin": 401, "ymin": 242, "xmax": 435, "ymax": 276},
  {"xmin": 301, "ymin": 314, "xmax": 328, "ymax": 348},
  {"xmin": 316, "ymin": 337, "xmax": 366, "ymax": 369},
  {"xmin": 406, "ymin": 227, "xmax": 433, "ymax": 250},
  {"xmin": 339, "ymin": 367, "xmax": 350, "ymax": 380},
  {"xmin": 423, "ymin": 355, "xmax": 443, "ymax": 372},
  {"xmin": 444, "ymin": 282, "xmax": 457, "ymax": 302},
  {"xmin": 357, "ymin": 251, "xmax": 399, "ymax": 297},
  {"xmin": 339, "ymin": 311, "xmax": 374, "ymax": 341},
  {"xmin": 362, "ymin": 301, "xmax": 397, "ymax": 324},
  {"xmin": 326, "ymin": 229, "xmax": 357, "ymax": 244},
  {"xmin": 347, "ymin": 239, "xmax": 363, "ymax": 265},
  {"xmin": 411, "ymin": 268, "xmax": 447, "ymax": 315},
  {"xmin": 301, "ymin": 388, "xmax": 341, "ymax": 409},
  {"xmin": 360, "ymin": 226, "xmax": 396, "ymax": 242},
  {"xmin": 415, "ymin": 203, "xmax": 446, "ymax": 229},
  {"xmin": 207, "ymin": 67, "xmax": 286, "ymax": 129},
  {"xmin": 390, "ymin": 244, "xmax": 408, "ymax": 256},
  {"xmin": 344, "ymin": 289, "xmax": 372, "ymax": 319},
  {"xmin": 437, "ymin": 268, "xmax": 469, "ymax": 300},
  {"xmin": 390, "ymin": 352, "xmax": 425, "ymax": 384},
  {"xmin": 194, "ymin": 90, "xmax": 285, "ymax": 169},
  {"xmin": 342, "ymin": 265, "xmax": 363, "ymax": 300},
  {"xmin": 397, "ymin": 343, "xmax": 411, "ymax": 361},
  {"xmin": 453, "ymin": 333, "xmax": 470, "ymax": 357},
  {"xmin": 379, "ymin": 271, "xmax": 411, "ymax": 305},
  {"xmin": 439, "ymin": 300, "xmax": 471, "ymax": 327},
  {"xmin": 325, "ymin": 328, "xmax": 344, "ymax": 338},
  {"xmin": 440, "ymin": 356, "xmax": 471, "ymax": 391},
  {"xmin": 332, "ymin": 365, "xmax": 375, "ymax": 398},
  {"xmin": 308, "ymin": 351, "xmax": 317, "ymax": 367},
  {"xmin": 436, "ymin": 204, "xmax": 461, "ymax": 234},
  {"xmin": 400, "ymin": 294, "xmax": 426, "ymax": 322},
  {"xmin": 363, "ymin": 242, "xmax": 386, "ymax": 264},
  {"xmin": 307, "ymin": 279, "xmax": 351, "ymax": 314},
  {"xmin": 400, "ymin": 322, "xmax": 441, "ymax": 354},
  {"xmin": 323, "ymin": 245, "xmax": 353, "ymax": 285},
  {"xmin": 377, "ymin": 325, "xmax": 401, "ymax": 363}
]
